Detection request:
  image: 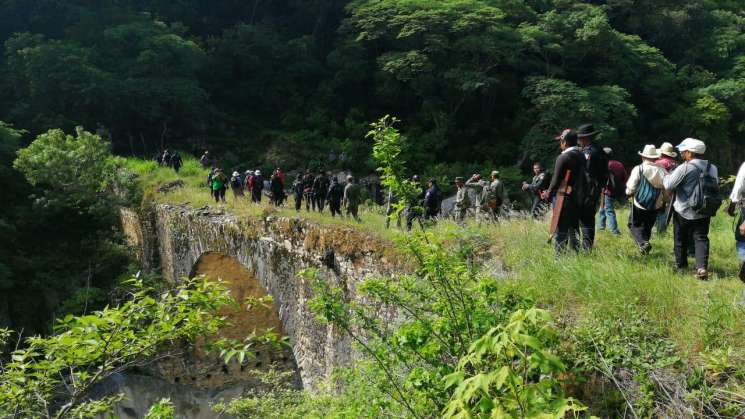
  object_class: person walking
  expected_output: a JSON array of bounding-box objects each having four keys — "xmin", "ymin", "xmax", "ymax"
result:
[
  {"xmin": 343, "ymin": 175, "xmax": 362, "ymax": 222},
  {"xmin": 199, "ymin": 151, "xmax": 211, "ymax": 168},
  {"xmin": 485, "ymin": 170, "xmax": 506, "ymax": 222},
  {"xmin": 454, "ymin": 177, "xmax": 471, "ymax": 224},
  {"xmin": 302, "ymin": 170, "xmax": 315, "ymax": 211},
  {"xmin": 270, "ymin": 173, "xmax": 284, "ymax": 206},
  {"xmin": 626, "ymin": 145, "xmax": 667, "ymax": 254},
  {"xmin": 292, "ymin": 175, "xmax": 304, "ymax": 212},
  {"xmin": 655, "ymin": 142, "xmax": 678, "ymax": 234},
  {"xmin": 171, "ymin": 152, "xmax": 183, "ymax": 173},
  {"xmin": 542, "ymin": 129, "xmax": 587, "ymax": 255},
  {"xmin": 663, "ymin": 138, "xmax": 720, "ymax": 280},
  {"xmin": 423, "ymin": 178, "xmax": 442, "ymax": 220},
  {"xmin": 727, "ymin": 161, "xmax": 745, "ymax": 281},
  {"xmin": 522, "ymin": 162, "xmax": 550, "ymax": 219},
  {"xmin": 230, "ymin": 171, "xmax": 244, "ymax": 200},
  {"xmin": 313, "ymin": 171, "xmax": 330, "ymax": 213},
  {"xmin": 251, "ymin": 170, "xmax": 264, "ymax": 203},
  {"xmin": 597, "ymin": 147, "xmax": 627, "ymax": 236},
  {"xmin": 327, "ymin": 177, "xmax": 344, "ymax": 218},
  {"xmin": 211, "ymin": 169, "xmax": 228, "ymax": 203},
  {"xmin": 577, "ymin": 124, "xmax": 609, "ymax": 251},
  {"xmin": 466, "ymin": 174, "xmax": 489, "ymax": 219}
]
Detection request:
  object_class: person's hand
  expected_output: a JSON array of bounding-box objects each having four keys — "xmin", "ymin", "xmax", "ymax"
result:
[
  {"xmin": 540, "ymin": 190, "xmax": 549, "ymax": 201},
  {"xmin": 521, "ymin": 182, "xmax": 529, "ymax": 192},
  {"xmin": 727, "ymin": 201, "xmax": 737, "ymax": 217}
]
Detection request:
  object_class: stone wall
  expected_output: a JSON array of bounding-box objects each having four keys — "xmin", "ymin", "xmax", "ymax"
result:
[{"xmin": 123, "ymin": 204, "xmax": 402, "ymax": 390}]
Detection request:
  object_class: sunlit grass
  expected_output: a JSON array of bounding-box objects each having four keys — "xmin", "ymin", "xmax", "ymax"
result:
[{"xmin": 123, "ymin": 156, "xmax": 745, "ymax": 363}]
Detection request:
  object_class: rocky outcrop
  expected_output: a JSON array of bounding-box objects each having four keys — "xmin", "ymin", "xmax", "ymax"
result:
[{"xmin": 122, "ymin": 203, "xmax": 402, "ymax": 391}]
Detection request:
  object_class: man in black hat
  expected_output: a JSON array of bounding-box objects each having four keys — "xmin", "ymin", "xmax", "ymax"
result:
[
  {"xmin": 542, "ymin": 129, "xmax": 587, "ymax": 254},
  {"xmin": 576, "ymin": 123, "xmax": 609, "ymax": 251}
]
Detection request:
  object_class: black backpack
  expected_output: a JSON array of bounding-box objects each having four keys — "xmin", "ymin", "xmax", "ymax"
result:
[{"xmin": 688, "ymin": 162, "xmax": 722, "ymax": 217}]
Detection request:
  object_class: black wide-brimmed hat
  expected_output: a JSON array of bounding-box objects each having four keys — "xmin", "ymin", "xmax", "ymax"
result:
[{"xmin": 577, "ymin": 124, "xmax": 599, "ymax": 138}]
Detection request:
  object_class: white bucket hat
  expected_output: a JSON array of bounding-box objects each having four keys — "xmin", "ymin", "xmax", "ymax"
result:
[
  {"xmin": 638, "ymin": 144, "xmax": 660, "ymax": 159},
  {"xmin": 232, "ymin": 171, "xmax": 240, "ymax": 177},
  {"xmin": 658, "ymin": 142, "xmax": 677, "ymax": 158},
  {"xmin": 676, "ymin": 138, "xmax": 706, "ymax": 155},
  {"xmin": 255, "ymin": 170, "xmax": 261, "ymax": 176}
]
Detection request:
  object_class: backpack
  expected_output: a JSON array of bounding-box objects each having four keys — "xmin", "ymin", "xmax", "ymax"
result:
[
  {"xmin": 485, "ymin": 182, "xmax": 503, "ymax": 208},
  {"xmin": 633, "ymin": 166, "xmax": 661, "ymax": 210},
  {"xmin": 688, "ymin": 162, "xmax": 722, "ymax": 217},
  {"xmin": 608, "ymin": 169, "xmax": 626, "ymax": 199}
]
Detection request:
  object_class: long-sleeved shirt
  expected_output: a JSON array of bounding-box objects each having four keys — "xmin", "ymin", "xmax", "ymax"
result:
[
  {"xmin": 663, "ymin": 159, "xmax": 719, "ymax": 220},
  {"xmin": 730, "ymin": 162, "xmax": 745, "ymax": 203},
  {"xmin": 604, "ymin": 160, "xmax": 628, "ymax": 197},
  {"xmin": 547, "ymin": 146, "xmax": 586, "ymax": 208},
  {"xmin": 626, "ymin": 161, "xmax": 667, "ymax": 210}
]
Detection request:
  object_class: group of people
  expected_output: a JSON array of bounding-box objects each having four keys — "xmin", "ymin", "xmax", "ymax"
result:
[
  {"xmin": 545, "ymin": 124, "xmax": 727, "ymax": 281},
  {"xmin": 155, "ymin": 149, "xmax": 183, "ymax": 172},
  {"xmin": 291, "ymin": 171, "xmax": 364, "ymax": 221}
]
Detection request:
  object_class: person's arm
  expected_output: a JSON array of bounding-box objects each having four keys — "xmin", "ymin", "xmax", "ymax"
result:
[
  {"xmin": 625, "ymin": 166, "xmax": 640, "ymax": 196},
  {"xmin": 730, "ymin": 163, "xmax": 745, "ymax": 202},
  {"xmin": 546, "ymin": 155, "xmax": 567, "ymax": 195},
  {"xmin": 663, "ymin": 163, "xmax": 689, "ymax": 191}
]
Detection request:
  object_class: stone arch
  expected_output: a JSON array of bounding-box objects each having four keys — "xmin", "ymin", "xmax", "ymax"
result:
[{"xmin": 153, "ymin": 252, "xmax": 299, "ymax": 390}]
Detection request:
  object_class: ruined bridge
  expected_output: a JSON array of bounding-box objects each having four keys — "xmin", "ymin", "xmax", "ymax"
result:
[{"xmin": 120, "ymin": 204, "xmax": 401, "ymax": 391}]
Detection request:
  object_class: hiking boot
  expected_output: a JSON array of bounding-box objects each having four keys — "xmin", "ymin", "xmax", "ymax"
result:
[
  {"xmin": 695, "ymin": 268, "xmax": 709, "ymax": 281},
  {"xmin": 738, "ymin": 261, "xmax": 745, "ymax": 283},
  {"xmin": 639, "ymin": 242, "xmax": 652, "ymax": 255}
]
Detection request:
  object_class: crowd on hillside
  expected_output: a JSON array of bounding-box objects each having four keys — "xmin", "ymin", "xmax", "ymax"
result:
[{"xmin": 156, "ymin": 126, "xmax": 745, "ymax": 282}]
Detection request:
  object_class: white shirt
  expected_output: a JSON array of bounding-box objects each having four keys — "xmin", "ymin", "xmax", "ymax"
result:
[
  {"xmin": 730, "ymin": 162, "xmax": 745, "ymax": 203},
  {"xmin": 626, "ymin": 161, "xmax": 667, "ymax": 209}
]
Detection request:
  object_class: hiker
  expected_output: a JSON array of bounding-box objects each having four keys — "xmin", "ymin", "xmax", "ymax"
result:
[
  {"xmin": 655, "ymin": 142, "xmax": 678, "ymax": 234},
  {"xmin": 423, "ymin": 178, "xmax": 442, "ymax": 220},
  {"xmin": 207, "ymin": 168, "xmax": 216, "ymax": 198},
  {"xmin": 161, "ymin": 149, "xmax": 172, "ymax": 167},
  {"xmin": 199, "ymin": 151, "xmax": 211, "ymax": 168},
  {"xmin": 211, "ymin": 169, "xmax": 228, "ymax": 203},
  {"xmin": 275, "ymin": 167, "xmax": 286, "ymax": 187},
  {"xmin": 626, "ymin": 145, "xmax": 667, "ymax": 254},
  {"xmin": 486, "ymin": 170, "xmax": 506, "ymax": 221},
  {"xmin": 171, "ymin": 152, "xmax": 182, "ymax": 173},
  {"xmin": 302, "ymin": 170, "xmax": 315, "ymax": 211},
  {"xmin": 542, "ymin": 129, "xmax": 587, "ymax": 254},
  {"xmin": 727, "ymin": 161, "xmax": 745, "ymax": 281},
  {"xmin": 663, "ymin": 138, "xmax": 720, "ymax": 280},
  {"xmin": 577, "ymin": 124, "xmax": 609, "ymax": 251},
  {"xmin": 343, "ymin": 175, "xmax": 362, "ymax": 222},
  {"xmin": 270, "ymin": 173, "xmax": 284, "ymax": 206},
  {"xmin": 406, "ymin": 175, "xmax": 426, "ymax": 231},
  {"xmin": 327, "ymin": 177, "xmax": 344, "ymax": 218},
  {"xmin": 522, "ymin": 162, "xmax": 550, "ymax": 219},
  {"xmin": 312, "ymin": 172, "xmax": 330, "ymax": 213},
  {"xmin": 230, "ymin": 171, "xmax": 244, "ymax": 199},
  {"xmin": 597, "ymin": 147, "xmax": 627, "ymax": 236},
  {"xmin": 466, "ymin": 174, "xmax": 489, "ymax": 216},
  {"xmin": 454, "ymin": 177, "xmax": 471, "ymax": 224},
  {"xmin": 251, "ymin": 170, "xmax": 264, "ymax": 203},
  {"xmin": 292, "ymin": 176, "xmax": 304, "ymax": 212}
]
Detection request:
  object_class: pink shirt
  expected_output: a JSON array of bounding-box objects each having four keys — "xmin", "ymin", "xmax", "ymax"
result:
[{"xmin": 655, "ymin": 156, "xmax": 676, "ymax": 172}]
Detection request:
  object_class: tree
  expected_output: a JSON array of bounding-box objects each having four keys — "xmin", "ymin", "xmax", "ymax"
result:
[{"xmin": 0, "ymin": 276, "xmax": 233, "ymax": 419}]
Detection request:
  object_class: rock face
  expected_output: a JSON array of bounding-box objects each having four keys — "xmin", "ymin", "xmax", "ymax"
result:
[{"xmin": 122, "ymin": 203, "xmax": 402, "ymax": 391}]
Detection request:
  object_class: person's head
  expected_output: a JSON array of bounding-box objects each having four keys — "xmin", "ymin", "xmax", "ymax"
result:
[
  {"xmin": 412, "ymin": 174, "xmax": 420, "ymax": 183},
  {"xmin": 255, "ymin": 170, "xmax": 261, "ymax": 176},
  {"xmin": 204, "ymin": 151, "xmax": 209, "ymax": 154},
  {"xmin": 472, "ymin": 173, "xmax": 482, "ymax": 181},
  {"xmin": 603, "ymin": 147, "xmax": 613, "ymax": 158},
  {"xmin": 490, "ymin": 170, "xmax": 499, "ymax": 180},
  {"xmin": 556, "ymin": 129, "xmax": 578, "ymax": 151},
  {"xmin": 347, "ymin": 175, "xmax": 355, "ymax": 183},
  {"xmin": 532, "ymin": 162, "xmax": 543, "ymax": 175},
  {"xmin": 658, "ymin": 142, "xmax": 678, "ymax": 159},
  {"xmin": 455, "ymin": 177, "xmax": 464, "ymax": 187},
  {"xmin": 638, "ymin": 144, "xmax": 660, "ymax": 163},
  {"xmin": 577, "ymin": 124, "xmax": 598, "ymax": 146},
  {"xmin": 676, "ymin": 138, "xmax": 706, "ymax": 161}
]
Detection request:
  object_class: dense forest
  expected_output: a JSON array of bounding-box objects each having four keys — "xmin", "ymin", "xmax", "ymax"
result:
[{"xmin": 1, "ymin": 0, "xmax": 745, "ymax": 334}]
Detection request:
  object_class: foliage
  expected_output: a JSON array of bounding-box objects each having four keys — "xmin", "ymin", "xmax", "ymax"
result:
[
  {"xmin": 307, "ymin": 229, "xmax": 581, "ymax": 418},
  {"xmin": 0, "ymin": 276, "xmax": 232, "ymax": 419},
  {"xmin": 144, "ymin": 398, "xmax": 175, "ymax": 419}
]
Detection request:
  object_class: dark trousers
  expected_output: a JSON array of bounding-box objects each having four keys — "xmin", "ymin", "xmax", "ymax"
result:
[
  {"xmin": 314, "ymin": 195, "xmax": 326, "ymax": 212},
  {"xmin": 304, "ymin": 192, "xmax": 313, "ymax": 211},
  {"xmin": 329, "ymin": 200, "xmax": 341, "ymax": 217},
  {"xmin": 579, "ymin": 202, "xmax": 598, "ymax": 251},
  {"xmin": 213, "ymin": 187, "xmax": 226, "ymax": 203},
  {"xmin": 628, "ymin": 206, "xmax": 658, "ymax": 247},
  {"xmin": 252, "ymin": 189, "xmax": 262, "ymax": 203},
  {"xmin": 294, "ymin": 193, "xmax": 303, "ymax": 211},
  {"xmin": 555, "ymin": 203, "xmax": 580, "ymax": 254},
  {"xmin": 673, "ymin": 212, "xmax": 711, "ymax": 270}
]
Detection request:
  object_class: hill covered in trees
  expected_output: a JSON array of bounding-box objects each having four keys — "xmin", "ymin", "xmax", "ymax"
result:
[{"xmin": 1, "ymin": 0, "xmax": 745, "ymax": 173}]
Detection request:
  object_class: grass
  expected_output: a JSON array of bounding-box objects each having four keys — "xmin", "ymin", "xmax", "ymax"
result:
[{"xmin": 123, "ymin": 156, "xmax": 745, "ymax": 364}]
